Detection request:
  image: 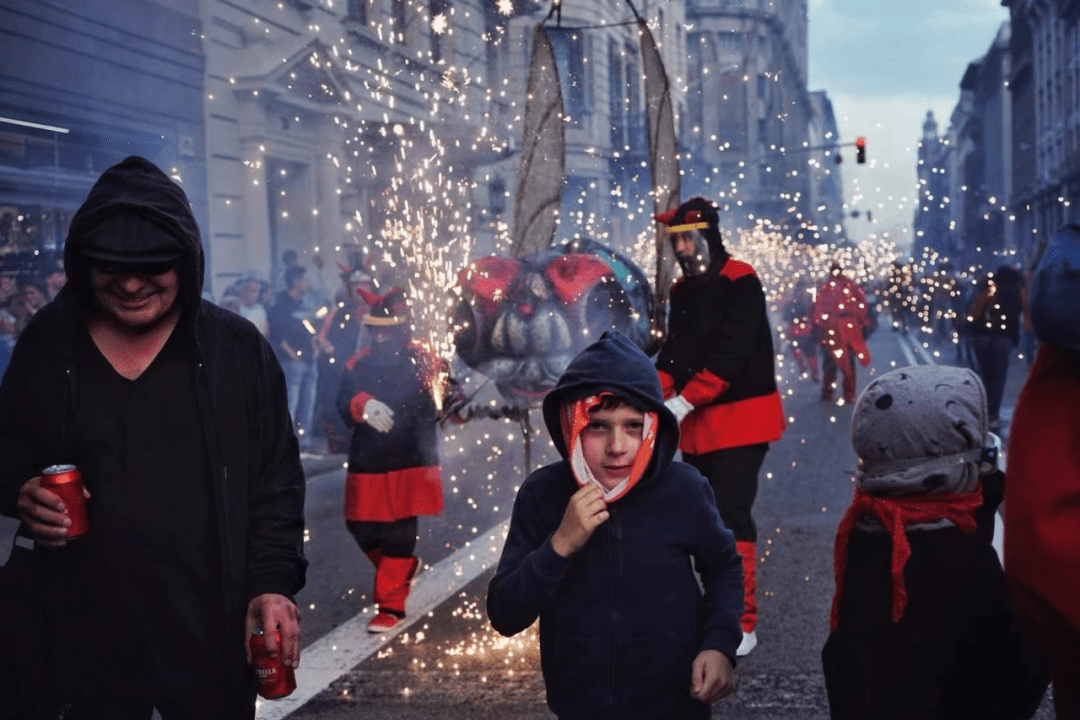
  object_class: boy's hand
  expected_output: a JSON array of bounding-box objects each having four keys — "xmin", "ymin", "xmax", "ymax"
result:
[
  {"xmin": 551, "ymin": 484, "xmax": 609, "ymax": 557},
  {"xmin": 690, "ymin": 649, "xmax": 735, "ymax": 703}
]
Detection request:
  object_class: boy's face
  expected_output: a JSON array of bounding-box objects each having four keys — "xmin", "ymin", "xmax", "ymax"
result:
[{"xmin": 580, "ymin": 404, "xmax": 645, "ymax": 490}]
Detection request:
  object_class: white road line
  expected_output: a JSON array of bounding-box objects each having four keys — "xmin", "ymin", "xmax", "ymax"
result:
[
  {"xmin": 896, "ymin": 333, "xmax": 939, "ymax": 367},
  {"xmin": 255, "ymin": 518, "xmax": 511, "ymax": 719},
  {"xmin": 897, "ymin": 334, "xmax": 919, "ymax": 367}
]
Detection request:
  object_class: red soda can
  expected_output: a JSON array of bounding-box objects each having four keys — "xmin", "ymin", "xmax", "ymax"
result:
[
  {"xmin": 250, "ymin": 628, "xmax": 296, "ymax": 699},
  {"xmin": 40, "ymin": 464, "xmax": 88, "ymax": 538}
]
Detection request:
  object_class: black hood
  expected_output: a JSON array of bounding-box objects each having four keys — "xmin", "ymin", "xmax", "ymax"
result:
[
  {"xmin": 60, "ymin": 156, "xmax": 205, "ymax": 326},
  {"xmin": 542, "ymin": 330, "xmax": 679, "ymax": 480}
]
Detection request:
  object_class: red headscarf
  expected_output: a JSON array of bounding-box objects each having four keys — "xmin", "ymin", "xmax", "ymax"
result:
[{"xmin": 559, "ymin": 393, "xmax": 658, "ymax": 504}]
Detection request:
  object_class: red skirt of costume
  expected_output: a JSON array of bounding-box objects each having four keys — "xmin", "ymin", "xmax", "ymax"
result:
[{"xmin": 345, "ymin": 466, "xmax": 444, "ymax": 522}]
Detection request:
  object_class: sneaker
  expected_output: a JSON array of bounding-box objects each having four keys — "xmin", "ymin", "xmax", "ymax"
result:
[
  {"xmin": 736, "ymin": 630, "xmax": 757, "ymax": 657},
  {"xmin": 367, "ymin": 611, "xmax": 404, "ymax": 633},
  {"xmin": 299, "ymin": 451, "xmax": 324, "ymax": 461}
]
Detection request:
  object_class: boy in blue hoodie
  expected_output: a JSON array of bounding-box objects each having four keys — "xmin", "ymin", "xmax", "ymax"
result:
[{"xmin": 487, "ymin": 330, "xmax": 744, "ymax": 720}]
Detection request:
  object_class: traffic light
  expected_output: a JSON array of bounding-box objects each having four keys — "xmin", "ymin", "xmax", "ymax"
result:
[{"xmin": 855, "ymin": 136, "xmax": 866, "ymax": 164}]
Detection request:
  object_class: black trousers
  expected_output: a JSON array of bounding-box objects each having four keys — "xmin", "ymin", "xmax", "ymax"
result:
[
  {"xmin": 65, "ymin": 678, "xmax": 255, "ymax": 720},
  {"xmin": 684, "ymin": 443, "xmax": 768, "ymax": 543},
  {"xmin": 969, "ymin": 334, "xmax": 1013, "ymax": 422},
  {"xmin": 346, "ymin": 516, "xmax": 418, "ymax": 557}
]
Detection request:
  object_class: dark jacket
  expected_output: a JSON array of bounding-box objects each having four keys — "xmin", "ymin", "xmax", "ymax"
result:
[
  {"xmin": 0, "ymin": 156, "xmax": 307, "ymax": 716},
  {"xmin": 966, "ymin": 267, "xmax": 1023, "ymax": 345},
  {"xmin": 823, "ymin": 472, "xmax": 1049, "ymax": 720},
  {"xmin": 337, "ymin": 342, "xmax": 439, "ymax": 473},
  {"xmin": 656, "ymin": 256, "xmax": 785, "ymax": 454},
  {"xmin": 487, "ymin": 331, "xmax": 743, "ymax": 720}
]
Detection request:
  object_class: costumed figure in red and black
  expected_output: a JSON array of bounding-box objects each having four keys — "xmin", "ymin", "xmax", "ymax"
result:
[
  {"xmin": 812, "ymin": 263, "xmax": 872, "ymax": 404},
  {"xmin": 654, "ymin": 197, "xmax": 786, "ymax": 657},
  {"xmin": 823, "ymin": 364, "xmax": 1048, "ymax": 720},
  {"xmin": 337, "ymin": 288, "xmax": 462, "ymax": 633},
  {"xmin": 783, "ymin": 276, "xmax": 820, "ymax": 382}
]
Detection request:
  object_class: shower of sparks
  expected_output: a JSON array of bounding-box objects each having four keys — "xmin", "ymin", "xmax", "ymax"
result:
[{"xmin": 382, "ymin": 213, "xmax": 473, "ymax": 411}]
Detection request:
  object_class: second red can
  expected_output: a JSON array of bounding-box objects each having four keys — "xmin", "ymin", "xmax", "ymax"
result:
[{"xmin": 250, "ymin": 628, "xmax": 296, "ymax": 699}]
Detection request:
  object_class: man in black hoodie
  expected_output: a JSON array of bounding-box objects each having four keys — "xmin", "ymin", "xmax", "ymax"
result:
[
  {"xmin": 0, "ymin": 156, "xmax": 306, "ymax": 719},
  {"xmin": 488, "ymin": 330, "xmax": 743, "ymax": 720}
]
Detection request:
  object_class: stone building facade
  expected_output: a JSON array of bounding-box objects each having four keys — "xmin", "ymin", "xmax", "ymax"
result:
[
  {"xmin": 806, "ymin": 90, "xmax": 846, "ymax": 243},
  {"xmin": 1003, "ymin": 0, "xmax": 1080, "ymax": 266},
  {"xmin": 682, "ymin": 0, "xmax": 813, "ymax": 237},
  {"xmin": 199, "ymin": 0, "xmax": 503, "ymax": 297},
  {"xmin": 1, "ymin": 0, "xmax": 821, "ymax": 297},
  {"xmin": 913, "ymin": 111, "xmax": 951, "ymax": 261}
]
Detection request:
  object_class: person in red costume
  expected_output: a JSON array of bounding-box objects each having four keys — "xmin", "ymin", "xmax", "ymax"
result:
[
  {"xmin": 1005, "ymin": 222, "xmax": 1080, "ymax": 720},
  {"xmin": 812, "ymin": 263, "xmax": 872, "ymax": 404},
  {"xmin": 336, "ymin": 288, "xmax": 464, "ymax": 633},
  {"xmin": 653, "ymin": 197, "xmax": 786, "ymax": 657}
]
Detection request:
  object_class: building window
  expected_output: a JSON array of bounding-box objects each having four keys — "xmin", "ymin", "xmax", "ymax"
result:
[
  {"xmin": 489, "ymin": 177, "xmax": 506, "ymax": 216},
  {"xmin": 626, "ymin": 43, "xmax": 641, "ymax": 139},
  {"xmin": 688, "ymin": 33, "xmax": 704, "ymax": 134},
  {"xmin": 548, "ymin": 28, "xmax": 587, "ymax": 120},
  {"xmin": 482, "ymin": 2, "xmax": 507, "ymax": 89},
  {"xmin": 392, "ymin": 0, "xmax": 407, "ymax": 44},
  {"xmin": 347, "ymin": 0, "xmax": 366, "ymax": 24},
  {"xmin": 430, "ymin": 0, "xmax": 451, "ymax": 63},
  {"xmin": 609, "ymin": 39, "xmax": 625, "ymax": 148}
]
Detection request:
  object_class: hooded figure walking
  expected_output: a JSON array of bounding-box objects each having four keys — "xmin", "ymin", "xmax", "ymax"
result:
[
  {"xmin": 653, "ymin": 197, "xmax": 786, "ymax": 657},
  {"xmin": 488, "ymin": 330, "xmax": 744, "ymax": 720},
  {"xmin": 823, "ymin": 365, "xmax": 1049, "ymax": 719},
  {"xmin": 0, "ymin": 156, "xmax": 307, "ymax": 718}
]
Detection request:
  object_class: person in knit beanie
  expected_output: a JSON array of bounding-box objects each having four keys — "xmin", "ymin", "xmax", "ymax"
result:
[
  {"xmin": 1005, "ymin": 222, "xmax": 1080, "ymax": 720},
  {"xmin": 822, "ymin": 364, "xmax": 1049, "ymax": 720}
]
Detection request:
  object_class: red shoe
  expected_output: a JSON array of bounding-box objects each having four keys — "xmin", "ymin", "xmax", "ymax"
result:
[{"xmin": 367, "ymin": 610, "xmax": 404, "ymax": 633}]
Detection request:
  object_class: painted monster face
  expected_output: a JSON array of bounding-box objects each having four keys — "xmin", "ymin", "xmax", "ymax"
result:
[{"xmin": 453, "ymin": 239, "xmax": 655, "ymax": 406}]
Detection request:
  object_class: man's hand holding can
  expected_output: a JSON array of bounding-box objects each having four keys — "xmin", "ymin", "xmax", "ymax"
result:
[
  {"xmin": 17, "ymin": 466, "xmax": 91, "ymax": 548},
  {"xmin": 246, "ymin": 593, "xmax": 301, "ymax": 699}
]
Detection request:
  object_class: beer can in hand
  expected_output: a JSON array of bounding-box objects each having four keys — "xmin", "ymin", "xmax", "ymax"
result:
[
  {"xmin": 250, "ymin": 628, "xmax": 296, "ymax": 699},
  {"xmin": 40, "ymin": 464, "xmax": 88, "ymax": 538}
]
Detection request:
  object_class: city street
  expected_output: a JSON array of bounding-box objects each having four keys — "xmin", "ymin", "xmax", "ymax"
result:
[
  {"xmin": 0, "ymin": 324, "xmax": 1055, "ymax": 718},
  {"xmin": 254, "ymin": 327, "xmax": 1055, "ymax": 720}
]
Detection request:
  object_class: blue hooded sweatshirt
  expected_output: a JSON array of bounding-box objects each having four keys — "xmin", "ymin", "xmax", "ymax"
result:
[{"xmin": 487, "ymin": 331, "xmax": 743, "ymax": 720}]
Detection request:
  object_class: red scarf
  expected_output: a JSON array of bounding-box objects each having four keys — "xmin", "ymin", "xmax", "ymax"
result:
[{"xmin": 830, "ymin": 486, "xmax": 983, "ymax": 631}]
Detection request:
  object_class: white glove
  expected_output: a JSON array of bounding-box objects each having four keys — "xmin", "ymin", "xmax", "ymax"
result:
[
  {"xmin": 363, "ymin": 399, "xmax": 395, "ymax": 433},
  {"xmin": 665, "ymin": 394, "xmax": 694, "ymax": 424}
]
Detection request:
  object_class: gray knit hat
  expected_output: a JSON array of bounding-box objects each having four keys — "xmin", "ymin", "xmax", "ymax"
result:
[{"xmin": 851, "ymin": 365, "xmax": 989, "ymax": 496}]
